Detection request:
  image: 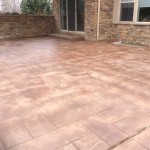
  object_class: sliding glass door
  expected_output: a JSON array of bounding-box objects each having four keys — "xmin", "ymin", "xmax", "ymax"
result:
[
  {"xmin": 60, "ymin": 0, "xmax": 67, "ymax": 30},
  {"xmin": 68, "ymin": 0, "xmax": 76, "ymax": 31},
  {"xmin": 60, "ymin": 0, "xmax": 84, "ymax": 32},
  {"xmin": 77, "ymin": 0, "xmax": 84, "ymax": 31}
]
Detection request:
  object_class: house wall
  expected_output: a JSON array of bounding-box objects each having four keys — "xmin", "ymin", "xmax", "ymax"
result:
[
  {"xmin": 84, "ymin": 0, "xmax": 98, "ymax": 40},
  {"xmin": 53, "ymin": 0, "xmax": 60, "ymax": 32},
  {"xmin": 53, "ymin": 0, "xmax": 114, "ymax": 40},
  {"xmin": 113, "ymin": 24, "xmax": 150, "ymax": 47},
  {"xmin": 53, "ymin": 0, "xmax": 150, "ymax": 46},
  {"xmin": 53, "ymin": 0, "xmax": 99, "ymax": 40},
  {"xmin": 0, "ymin": 15, "xmax": 55, "ymax": 39},
  {"xmin": 99, "ymin": 0, "xmax": 150, "ymax": 46},
  {"xmin": 98, "ymin": 0, "xmax": 114, "ymax": 40},
  {"xmin": 89, "ymin": 0, "xmax": 150, "ymax": 47}
]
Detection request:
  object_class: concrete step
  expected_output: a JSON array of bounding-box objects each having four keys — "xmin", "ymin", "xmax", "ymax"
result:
[{"xmin": 49, "ymin": 33, "xmax": 84, "ymax": 41}]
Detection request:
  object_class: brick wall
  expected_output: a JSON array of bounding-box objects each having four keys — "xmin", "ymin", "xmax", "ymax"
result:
[
  {"xmin": 96, "ymin": 0, "xmax": 150, "ymax": 47},
  {"xmin": 0, "ymin": 15, "xmax": 55, "ymax": 39},
  {"xmin": 46, "ymin": 0, "xmax": 150, "ymax": 46},
  {"xmin": 53, "ymin": 0, "xmax": 60, "ymax": 32},
  {"xmin": 81, "ymin": 0, "xmax": 114, "ymax": 40},
  {"xmin": 84, "ymin": 0, "xmax": 98, "ymax": 40},
  {"xmin": 113, "ymin": 24, "xmax": 150, "ymax": 47},
  {"xmin": 99, "ymin": 0, "xmax": 114, "ymax": 40}
]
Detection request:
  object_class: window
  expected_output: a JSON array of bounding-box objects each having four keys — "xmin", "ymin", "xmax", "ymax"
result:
[
  {"xmin": 113, "ymin": 0, "xmax": 150, "ymax": 24},
  {"xmin": 120, "ymin": 0, "xmax": 134, "ymax": 21},
  {"xmin": 138, "ymin": 0, "xmax": 150, "ymax": 22}
]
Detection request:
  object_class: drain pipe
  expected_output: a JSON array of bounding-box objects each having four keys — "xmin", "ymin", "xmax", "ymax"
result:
[{"xmin": 97, "ymin": 0, "xmax": 101, "ymax": 40}]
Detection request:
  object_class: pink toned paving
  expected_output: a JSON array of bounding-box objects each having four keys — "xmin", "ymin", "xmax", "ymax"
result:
[{"xmin": 0, "ymin": 37, "xmax": 150, "ymax": 150}]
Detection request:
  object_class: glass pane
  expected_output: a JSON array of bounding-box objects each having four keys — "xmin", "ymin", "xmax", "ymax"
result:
[
  {"xmin": 68, "ymin": 0, "xmax": 75, "ymax": 31},
  {"xmin": 138, "ymin": 0, "xmax": 150, "ymax": 22},
  {"xmin": 77, "ymin": 0, "xmax": 84, "ymax": 31},
  {"xmin": 120, "ymin": 2, "xmax": 134, "ymax": 21},
  {"xmin": 139, "ymin": 0, "xmax": 150, "ymax": 7},
  {"xmin": 60, "ymin": 0, "xmax": 67, "ymax": 30},
  {"xmin": 121, "ymin": 0, "xmax": 134, "ymax": 3}
]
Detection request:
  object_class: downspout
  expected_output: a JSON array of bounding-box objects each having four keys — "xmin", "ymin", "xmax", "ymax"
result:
[{"xmin": 97, "ymin": 0, "xmax": 101, "ymax": 40}]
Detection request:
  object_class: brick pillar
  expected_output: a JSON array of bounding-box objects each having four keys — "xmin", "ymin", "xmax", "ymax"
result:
[
  {"xmin": 53, "ymin": 0, "xmax": 60, "ymax": 32},
  {"xmin": 84, "ymin": 0, "xmax": 98, "ymax": 41},
  {"xmin": 98, "ymin": 0, "xmax": 114, "ymax": 40}
]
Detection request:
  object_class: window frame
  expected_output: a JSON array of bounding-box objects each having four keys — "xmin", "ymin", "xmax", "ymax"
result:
[
  {"xmin": 113, "ymin": 0, "xmax": 150, "ymax": 25},
  {"xmin": 120, "ymin": 0, "xmax": 135, "ymax": 22}
]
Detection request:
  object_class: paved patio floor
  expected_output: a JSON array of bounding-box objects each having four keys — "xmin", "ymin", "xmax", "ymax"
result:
[{"xmin": 0, "ymin": 37, "xmax": 150, "ymax": 150}]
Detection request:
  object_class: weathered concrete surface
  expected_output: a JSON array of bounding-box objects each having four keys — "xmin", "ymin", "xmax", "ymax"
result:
[{"xmin": 0, "ymin": 37, "xmax": 150, "ymax": 150}]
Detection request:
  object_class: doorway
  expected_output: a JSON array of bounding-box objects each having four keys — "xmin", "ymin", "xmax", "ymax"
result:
[{"xmin": 60, "ymin": 0, "xmax": 84, "ymax": 32}]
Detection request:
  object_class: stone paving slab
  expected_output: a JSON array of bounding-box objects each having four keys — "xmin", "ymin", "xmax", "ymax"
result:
[
  {"xmin": 134, "ymin": 128, "xmax": 150, "ymax": 150},
  {"xmin": 113, "ymin": 140, "xmax": 147, "ymax": 150},
  {"xmin": 9, "ymin": 122, "xmax": 90, "ymax": 150},
  {"xmin": 115, "ymin": 112, "xmax": 150, "ymax": 136},
  {"xmin": 98, "ymin": 102, "xmax": 140, "ymax": 123},
  {"xmin": 0, "ymin": 37, "xmax": 150, "ymax": 150},
  {"xmin": 81, "ymin": 115, "xmax": 128, "ymax": 146}
]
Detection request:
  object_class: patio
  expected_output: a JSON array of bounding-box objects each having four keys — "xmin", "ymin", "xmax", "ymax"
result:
[{"xmin": 0, "ymin": 37, "xmax": 150, "ymax": 150}]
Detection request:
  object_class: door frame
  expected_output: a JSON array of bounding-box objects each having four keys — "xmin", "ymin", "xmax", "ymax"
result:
[{"xmin": 60, "ymin": 0, "xmax": 84, "ymax": 32}]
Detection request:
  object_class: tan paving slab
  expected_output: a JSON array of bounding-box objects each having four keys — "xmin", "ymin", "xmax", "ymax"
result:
[
  {"xmin": 51, "ymin": 101, "xmax": 109, "ymax": 127},
  {"xmin": 0, "ymin": 116, "xmax": 22, "ymax": 131},
  {"xmin": 134, "ymin": 128, "xmax": 150, "ymax": 150},
  {"xmin": 20, "ymin": 86, "xmax": 52, "ymax": 100},
  {"xmin": 57, "ymin": 144, "xmax": 78, "ymax": 150},
  {"xmin": 6, "ymin": 75, "xmax": 45, "ymax": 90},
  {"xmin": 115, "ymin": 112, "xmax": 150, "ymax": 136},
  {"xmin": 0, "ymin": 141, "xmax": 6, "ymax": 150},
  {"xmin": 113, "ymin": 140, "xmax": 147, "ymax": 150},
  {"xmin": 0, "ymin": 93, "xmax": 33, "ymax": 121},
  {"xmin": 81, "ymin": 115, "xmax": 128, "ymax": 146},
  {"xmin": 93, "ymin": 91, "xmax": 125, "ymax": 107},
  {"xmin": 9, "ymin": 122, "xmax": 90, "ymax": 150},
  {"xmin": 98, "ymin": 103, "xmax": 140, "ymax": 123},
  {"xmin": 38, "ymin": 101, "xmax": 68, "ymax": 118},
  {"xmin": 74, "ymin": 133, "xmax": 109, "ymax": 150},
  {"xmin": 51, "ymin": 93, "xmax": 99, "ymax": 109},
  {"xmin": 1, "ymin": 126, "xmax": 32, "ymax": 149},
  {"xmin": 0, "ymin": 83, "xmax": 19, "ymax": 97},
  {"xmin": 23, "ymin": 112, "xmax": 56, "ymax": 137},
  {"xmin": 0, "ymin": 38, "xmax": 150, "ymax": 150}
]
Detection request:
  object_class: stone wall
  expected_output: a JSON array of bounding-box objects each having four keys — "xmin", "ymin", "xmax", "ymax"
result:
[
  {"xmin": 53, "ymin": 0, "xmax": 60, "ymax": 32},
  {"xmin": 45, "ymin": 0, "xmax": 150, "ymax": 47},
  {"xmin": 113, "ymin": 24, "xmax": 150, "ymax": 47},
  {"xmin": 0, "ymin": 15, "xmax": 55, "ymax": 39},
  {"xmin": 84, "ymin": 0, "xmax": 98, "ymax": 40},
  {"xmin": 98, "ymin": 0, "xmax": 114, "ymax": 40},
  {"xmin": 82, "ymin": 0, "xmax": 114, "ymax": 40}
]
